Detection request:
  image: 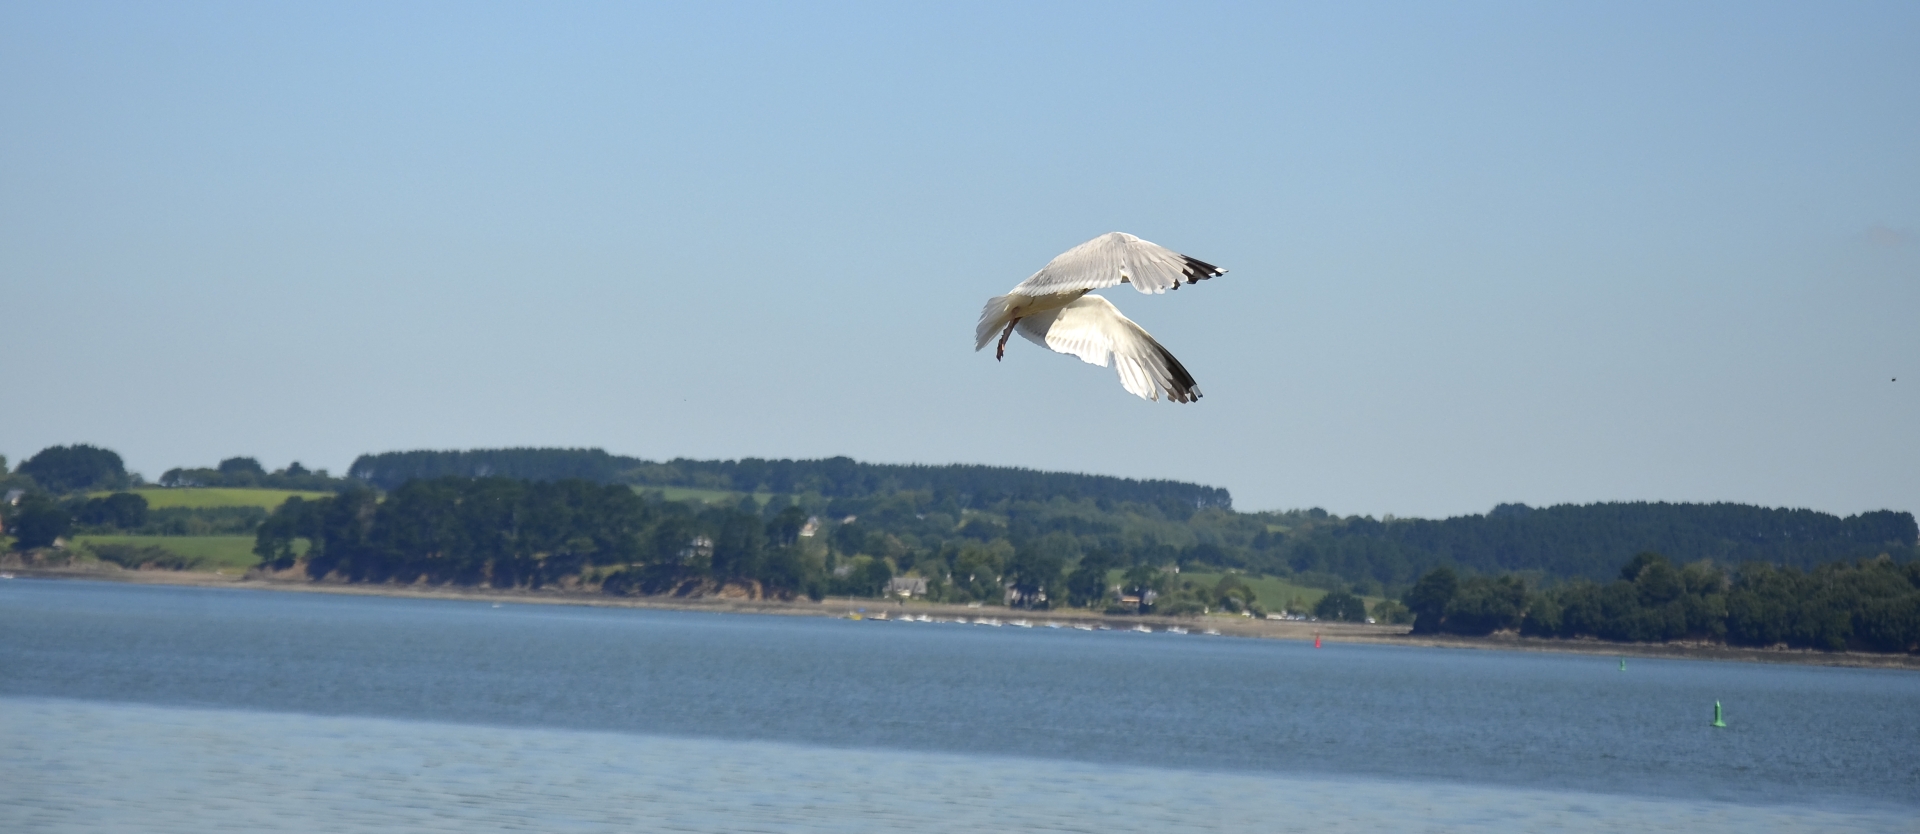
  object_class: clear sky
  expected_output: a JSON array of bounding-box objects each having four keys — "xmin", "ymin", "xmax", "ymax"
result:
[{"xmin": 2, "ymin": 1, "xmax": 1915, "ymax": 518}]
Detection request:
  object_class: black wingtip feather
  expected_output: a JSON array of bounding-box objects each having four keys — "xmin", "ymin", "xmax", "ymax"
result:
[
  {"xmin": 1180, "ymin": 256, "xmax": 1226, "ymax": 285},
  {"xmin": 1155, "ymin": 343, "xmax": 1202, "ymax": 404}
]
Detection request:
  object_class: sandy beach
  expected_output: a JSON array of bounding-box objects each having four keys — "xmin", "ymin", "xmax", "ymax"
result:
[{"xmin": 8, "ymin": 563, "xmax": 1917, "ymax": 671}]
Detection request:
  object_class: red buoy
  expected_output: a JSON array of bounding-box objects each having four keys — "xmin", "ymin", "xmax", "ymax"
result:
[{"xmin": 1314, "ymin": 632, "xmax": 1322, "ymax": 648}]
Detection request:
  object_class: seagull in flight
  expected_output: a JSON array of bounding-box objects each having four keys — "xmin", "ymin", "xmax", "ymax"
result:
[{"xmin": 975, "ymin": 232, "xmax": 1226, "ymax": 403}]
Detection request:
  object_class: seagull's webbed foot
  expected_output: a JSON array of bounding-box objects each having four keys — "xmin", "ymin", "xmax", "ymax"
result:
[{"xmin": 996, "ymin": 319, "xmax": 1020, "ymax": 361}]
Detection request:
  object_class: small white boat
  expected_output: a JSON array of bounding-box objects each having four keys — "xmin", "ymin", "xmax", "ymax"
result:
[
  {"xmin": 1203, "ymin": 628, "xmax": 1221, "ymax": 636},
  {"xmin": 1073, "ymin": 624, "xmax": 1094, "ymax": 631},
  {"xmin": 1044, "ymin": 622, "xmax": 1062, "ymax": 629},
  {"xmin": 1010, "ymin": 619, "xmax": 1032, "ymax": 628},
  {"xmin": 1, "ymin": 572, "xmax": 16, "ymax": 580},
  {"xmin": 1166, "ymin": 626, "xmax": 1188, "ymax": 635},
  {"xmin": 1131, "ymin": 624, "xmax": 1153, "ymax": 634}
]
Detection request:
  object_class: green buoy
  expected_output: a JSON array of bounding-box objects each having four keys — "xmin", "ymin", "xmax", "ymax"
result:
[
  {"xmin": 1711, "ymin": 700, "xmax": 1727, "ymax": 728},
  {"xmin": 1619, "ymin": 657, "xmax": 1626, "ymax": 671}
]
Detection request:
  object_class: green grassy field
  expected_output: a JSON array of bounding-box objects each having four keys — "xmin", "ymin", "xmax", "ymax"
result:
[
  {"xmin": 1170, "ymin": 571, "xmax": 1334, "ymax": 613},
  {"xmin": 95, "ymin": 487, "xmax": 331, "ymax": 510},
  {"xmin": 1099, "ymin": 568, "xmax": 1386, "ymax": 615},
  {"xmin": 72, "ymin": 535, "xmax": 271, "ymax": 572}
]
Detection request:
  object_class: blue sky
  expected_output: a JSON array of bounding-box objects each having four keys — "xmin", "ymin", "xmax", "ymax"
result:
[{"xmin": 2, "ymin": 1, "xmax": 1915, "ymax": 518}]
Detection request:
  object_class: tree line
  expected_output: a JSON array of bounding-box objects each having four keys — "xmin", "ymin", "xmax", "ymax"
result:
[
  {"xmin": 4, "ymin": 445, "xmax": 131, "ymax": 493},
  {"xmin": 242, "ymin": 473, "xmax": 1920, "ymax": 652},
  {"xmin": 1402, "ymin": 552, "xmax": 1920, "ymax": 653},
  {"xmin": 0, "ymin": 489, "xmax": 269, "ymax": 550},
  {"xmin": 336, "ymin": 451, "xmax": 1916, "ymax": 598},
  {"xmin": 6, "ymin": 441, "xmax": 1916, "ymax": 653},
  {"xmin": 160, "ymin": 456, "xmax": 352, "ymax": 491},
  {"xmin": 1258, "ymin": 501, "xmax": 1917, "ymax": 590},
  {"xmin": 7, "ymin": 442, "xmax": 1915, "ymax": 637},
  {"xmin": 2, "ymin": 446, "xmax": 134, "ymax": 549},
  {"xmin": 346, "ymin": 448, "xmax": 1234, "ymax": 511},
  {"xmin": 251, "ymin": 476, "xmax": 1278, "ymax": 614},
  {"xmin": 0, "ymin": 445, "xmax": 350, "ymax": 496}
]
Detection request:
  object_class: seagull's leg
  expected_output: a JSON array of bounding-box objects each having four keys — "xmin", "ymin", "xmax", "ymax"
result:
[{"xmin": 996, "ymin": 319, "xmax": 1020, "ymax": 361}]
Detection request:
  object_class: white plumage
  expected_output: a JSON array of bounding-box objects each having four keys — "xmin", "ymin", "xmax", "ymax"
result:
[{"xmin": 975, "ymin": 232, "xmax": 1226, "ymax": 403}]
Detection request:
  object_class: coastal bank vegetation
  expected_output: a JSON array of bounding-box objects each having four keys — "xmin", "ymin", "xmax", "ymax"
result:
[
  {"xmin": 1403, "ymin": 552, "xmax": 1920, "ymax": 653},
  {"xmin": 3, "ymin": 445, "xmax": 1915, "ymax": 653}
]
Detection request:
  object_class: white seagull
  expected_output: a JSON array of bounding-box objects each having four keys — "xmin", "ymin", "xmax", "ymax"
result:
[{"xmin": 975, "ymin": 232, "xmax": 1226, "ymax": 403}]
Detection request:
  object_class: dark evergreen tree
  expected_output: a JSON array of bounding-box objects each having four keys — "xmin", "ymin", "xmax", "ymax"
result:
[
  {"xmin": 1066, "ymin": 550, "xmax": 1119, "ymax": 608},
  {"xmin": 11, "ymin": 495, "xmax": 71, "ymax": 549},
  {"xmin": 1404, "ymin": 567, "xmax": 1458, "ymax": 633}
]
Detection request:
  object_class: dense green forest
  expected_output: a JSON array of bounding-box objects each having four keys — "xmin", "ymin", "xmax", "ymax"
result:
[
  {"xmin": 1403, "ymin": 552, "xmax": 1920, "ymax": 653},
  {"xmin": 340, "ymin": 448, "xmax": 1916, "ymax": 588},
  {"xmin": 347, "ymin": 448, "xmax": 1233, "ymax": 510},
  {"xmin": 1280, "ymin": 501, "xmax": 1915, "ymax": 586}
]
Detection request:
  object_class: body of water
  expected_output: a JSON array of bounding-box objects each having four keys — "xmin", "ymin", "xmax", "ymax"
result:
[{"xmin": 2, "ymin": 579, "xmax": 1916, "ymax": 832}]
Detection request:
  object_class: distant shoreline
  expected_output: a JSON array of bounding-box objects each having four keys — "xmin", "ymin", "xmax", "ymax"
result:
[{"xmin": 9, "ymin": 565, "xmax": 1918, "ymax": 671}]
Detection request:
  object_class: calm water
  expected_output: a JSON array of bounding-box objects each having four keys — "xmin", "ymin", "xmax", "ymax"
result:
[{"xmin": 2, "ymin": 580, "xmax": 1916, "ymax": 832}]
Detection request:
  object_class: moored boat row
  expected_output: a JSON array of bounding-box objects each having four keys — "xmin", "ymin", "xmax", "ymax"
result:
[{"xmin": 841, "ymin": 610, "xmax": 1227, "ymax": 635}]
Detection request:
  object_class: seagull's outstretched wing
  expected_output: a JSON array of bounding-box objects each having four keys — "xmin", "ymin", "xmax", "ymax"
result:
[
  {"xmin": 1015, "ymin": 295, "xmax": 1200, "ymax": 403},
  {"xmin": 1011, "ymin": 232, "xmax": 1225, "ymax": 296}
]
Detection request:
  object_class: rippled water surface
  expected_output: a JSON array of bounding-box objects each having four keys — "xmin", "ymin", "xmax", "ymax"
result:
[{"xmin": 3, "ymin": 580, "xmax": 1916, "ymax": 832}]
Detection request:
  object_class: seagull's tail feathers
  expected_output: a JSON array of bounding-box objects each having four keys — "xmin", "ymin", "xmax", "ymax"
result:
[{"xmin": 975, "ymin": 294, "xmax": 1017, "ymax": 351}]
